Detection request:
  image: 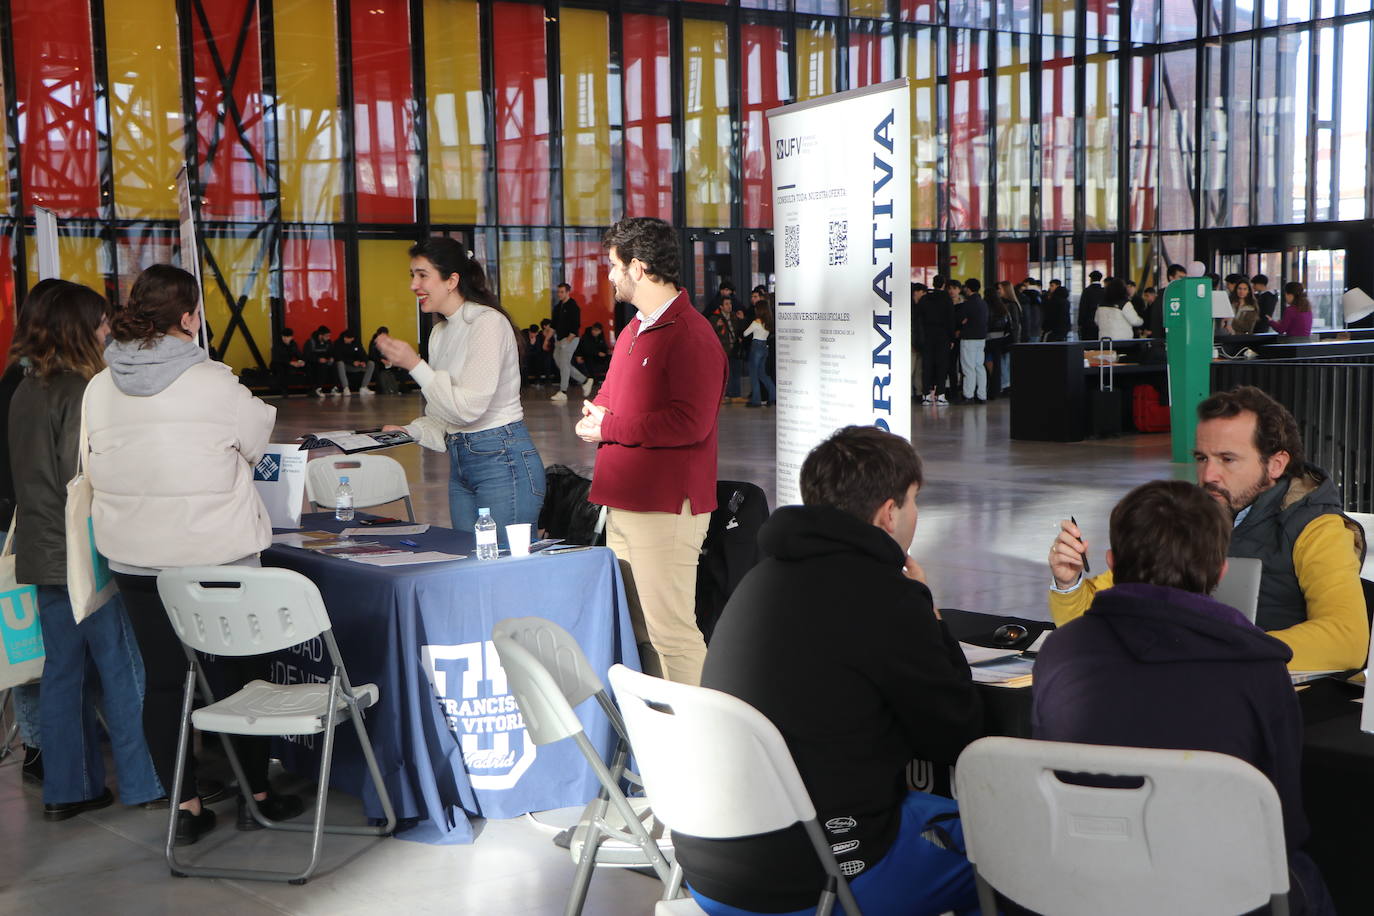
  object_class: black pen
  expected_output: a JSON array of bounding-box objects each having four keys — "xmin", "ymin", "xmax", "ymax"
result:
[{"xmin": 1070, "ymin": 516, "xmax": 1090, "ymax": 574}]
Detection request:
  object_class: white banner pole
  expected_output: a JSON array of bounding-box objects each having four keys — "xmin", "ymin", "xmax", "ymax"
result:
[
  {"xmin": 176, "ymin": 166, "xmax": 209, "ymax": 352},
  {"xmin": 766, "ymin": 79, "xmax": 912, "ymax": 507},
  {"xmin": 34, "ymin": 206, "xmax": 60, "ymax": 281}
]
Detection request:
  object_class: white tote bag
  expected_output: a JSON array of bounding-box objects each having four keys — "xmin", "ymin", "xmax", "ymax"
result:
[
  {"xmin": 65, "ymin": 392, "xmax": 117, "ymax": 623},
  {"xmin": 0, "ymin": 515, "xmax": 44, "ymax": 688}
]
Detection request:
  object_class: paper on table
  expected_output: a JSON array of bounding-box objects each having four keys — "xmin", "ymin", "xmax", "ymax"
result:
[
  {"xmin": 968, "ymin": 656, "xmax": 1036, "ymax": 687},
  {"xmin": 1025, "ymin": 630, "xmax": 1051, "ymax": 653},
  {"xmin": 1289, "ymin": 670, "xmax": 1346, "ymax": 685},
  {"xmin": 960, "ymin": 643, "xmax": 1024, "ymax": 666},
  {"xmin": 348, "ymin": 551, "xmax": 465, "ymax": 566},
  {"xmin": 340, "ymin": 524, "xmax": 430, "ymax": 537}
]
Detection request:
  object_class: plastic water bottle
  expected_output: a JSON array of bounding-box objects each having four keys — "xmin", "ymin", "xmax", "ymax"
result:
[
  {"xmin": 474, "ymin": 508, "xmax": 499, "ymax": 560},
  {"xmin": 334, "ymin": 476, "xmax": 355, "ymax": 522}
]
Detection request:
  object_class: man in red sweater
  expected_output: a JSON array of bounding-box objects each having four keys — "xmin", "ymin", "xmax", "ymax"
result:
[{"xmin": 575, "ymin": 217, "xmax": 728, "ymax": 684}]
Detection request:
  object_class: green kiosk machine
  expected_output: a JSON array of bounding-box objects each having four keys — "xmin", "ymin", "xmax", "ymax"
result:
[{"xmin": 1163, "ymin": 277, "xmax": 1214, "ymax": 463}]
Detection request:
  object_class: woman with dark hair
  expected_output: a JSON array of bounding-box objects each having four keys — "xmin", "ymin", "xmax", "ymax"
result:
[
  {"xmin": 743, "ymin": 301, "xmax": 776, "ymax": 407},
  {"xmin": 85, "ymin": 264, "xmax": 302, "ymax": 846},
  {"xmin": 1272, "ymin": 282, "xmax": 1314, "ymax": 337},
  {"xmin": 1094, "ymin": 277, "xmax": 1143, "ymax": 340},
  {"xmin": 1229, "ymin": 279, "xmax": 1261, "ymax": 335},
  {"xmin": 378, "ymin": 237, "xmax": 545, "ymax": 535},
  {"xmin": 8, "ymin": 280, "xmax": 163, "ymax": 820}
]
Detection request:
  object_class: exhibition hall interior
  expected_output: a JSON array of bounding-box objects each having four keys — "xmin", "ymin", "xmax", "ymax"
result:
[{"xmin": 2, "ymin": 0, "xmax": 1374, "ymax": 913}]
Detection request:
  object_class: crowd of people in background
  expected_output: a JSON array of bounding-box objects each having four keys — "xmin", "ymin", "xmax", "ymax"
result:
[{"xmin": 911, "ymin": 267, "xmax": 1313, "ymax": 405}]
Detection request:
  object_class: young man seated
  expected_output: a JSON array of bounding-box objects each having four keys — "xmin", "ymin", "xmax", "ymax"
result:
[
  {"xmin": 676, "ymin": 425, "xmax": 983, "ymax": 916},
  {"xmin": 1033, "ymin": 480, "xmax": 1334, "ymax": 916}
]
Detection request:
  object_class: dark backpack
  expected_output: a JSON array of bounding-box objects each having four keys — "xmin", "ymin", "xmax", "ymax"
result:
[
  {"xmin": 694, "ymin": 481, "xmax": 770, "ymax": 644},
  {"xmin": 538, "ymin": 465, "xmax": 606, "ymax": 546}
]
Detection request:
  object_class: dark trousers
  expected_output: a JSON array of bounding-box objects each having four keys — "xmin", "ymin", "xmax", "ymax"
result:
[
  {"xmin": 920, "ymin": 337, "xmax": 950, "ymax": 394},
  {"xmin": 115, "ymin": 572, "xmax": 270, "ymax": 802}
]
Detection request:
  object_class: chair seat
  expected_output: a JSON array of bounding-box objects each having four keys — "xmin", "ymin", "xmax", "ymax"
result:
[
  {"xmin": 191, "ymin": 679, "xmax": 379, "ymax": 737},
  {"xmin": 568, "ymin": 795, "xmax": 674, "ymax": 866},
  {"xmin": 655, "ymin": 898, "xmax": 707, "ymax": 915}
]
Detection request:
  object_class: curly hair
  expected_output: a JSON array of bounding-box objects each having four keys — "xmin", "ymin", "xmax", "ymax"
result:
[
  {"xmin": 8, "ymin": 279, "xmax": 112, "ymax": 380},
  {"xmin": 602, "ymin": 217, "xmax": 681, "ymax": 289},
  {"xmin": 1196, "ymin": 385, "xmax": 1306, "ymax": 475}
]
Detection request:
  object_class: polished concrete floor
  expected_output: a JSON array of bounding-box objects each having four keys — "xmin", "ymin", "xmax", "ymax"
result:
[{"xmin": 4, "ymin": 385, "xmax": 1367, "ymax": 914}]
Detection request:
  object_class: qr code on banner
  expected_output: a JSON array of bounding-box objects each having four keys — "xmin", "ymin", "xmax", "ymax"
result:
[
  {"xmin": 828, "ymin": 220, "xmax": 848, "ymax": 266},
  {"xmin": 784, "ymin": 224, "xmax": 800, "ymax": 268}
]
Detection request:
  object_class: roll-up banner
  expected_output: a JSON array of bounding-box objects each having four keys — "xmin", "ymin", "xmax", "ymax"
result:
[
  {"xmin": 176, "ymin": 166, "xmax": 210, "ymax": 352},
  {"xmin": 34, "ymin": 207, "xmax": 59, "ymax": 280},
  {"xmin": 767, "ymin": 79, "xmax": 912, "ymax": 506}
]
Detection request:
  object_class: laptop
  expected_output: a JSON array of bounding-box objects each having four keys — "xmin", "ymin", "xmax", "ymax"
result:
[{"xmin": 1211, "ymin": 557, "xmax": 1263, "ymax": 623}]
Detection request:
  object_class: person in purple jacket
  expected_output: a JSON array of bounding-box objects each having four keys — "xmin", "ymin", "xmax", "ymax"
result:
[
  {"xmin": 1272, "ymin": 281, "xmax": 1315, "ymax": 337},
  {"xmin": 1032, "ymin": 479, "xmax": 1334, "ymax": 915}
]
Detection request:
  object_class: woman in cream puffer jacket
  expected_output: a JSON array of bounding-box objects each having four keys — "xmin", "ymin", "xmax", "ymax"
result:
[{"xmin": 85, "ymin": 265, "xmax": 301, "ymax": 847}]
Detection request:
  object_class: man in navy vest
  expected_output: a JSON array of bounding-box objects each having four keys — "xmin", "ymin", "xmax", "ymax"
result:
[{"xmin": 1048, "ymin": 385, "xmax": 1368, "ymax": 672}]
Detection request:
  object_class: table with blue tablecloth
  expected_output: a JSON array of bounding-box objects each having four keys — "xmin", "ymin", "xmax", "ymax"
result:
[{"xmin": 262, "ymin": 515, "xmax": 641, "ymax": 844}]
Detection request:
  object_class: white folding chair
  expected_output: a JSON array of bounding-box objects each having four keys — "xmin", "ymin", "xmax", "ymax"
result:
[
  {"xmin": 491, "ymin": 618, "xmax": 675, "ymax": 916},
  {"xmin": 955, "ymin": 736, "xmax": 1291, "ymax": 916},
  {"xmin": 607, "ymin": 664, "xmax": 862, "ymax": 916},
  {"xmin": 156, "ymin": 566, "xmax": 396, "ymax": 884},
  {"xmin": 305, "ymin": 454, "xmax": 415, "ymax": 521}
]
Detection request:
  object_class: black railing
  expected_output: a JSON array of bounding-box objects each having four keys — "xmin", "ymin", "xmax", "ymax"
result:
[{"xmin": 1212, "ymin": 361, "xmax": 1374, "ymax": 513}]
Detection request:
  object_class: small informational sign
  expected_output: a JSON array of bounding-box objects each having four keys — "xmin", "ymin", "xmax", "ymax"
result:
[
  {"xmin": 767, "ymin": 80, "xmax": 912, "ymax": 505},
  {"xmin": 252, "ymin": 445, "xmax": 307, "ymax": 529}
]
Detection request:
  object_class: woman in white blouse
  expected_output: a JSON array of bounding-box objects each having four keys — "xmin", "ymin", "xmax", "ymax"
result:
[
  {"xmin": 378, "ymin": 238, "xmax": 545, "ymax": 535},
  {"xmin": 743, "ymin": 301, "xmax": 776, "ymax": 407}
]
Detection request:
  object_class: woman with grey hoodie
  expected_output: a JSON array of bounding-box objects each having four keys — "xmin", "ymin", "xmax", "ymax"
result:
[{"xmin": 86, "ymin": 265, "xmax": 303, "ymax": 846}]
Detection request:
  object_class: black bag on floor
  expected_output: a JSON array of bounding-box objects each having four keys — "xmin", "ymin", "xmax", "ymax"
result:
[
  {"xmin": 538, "ymin": 465, "xmax": 606, "ymax": 546},
  {"xmin": 695, "ymin": 481, "xmax": 770, "ymax": 644},
  {"xmin": 1087, "ymin": 337, "xmax": 1122, "ymax": 438}
]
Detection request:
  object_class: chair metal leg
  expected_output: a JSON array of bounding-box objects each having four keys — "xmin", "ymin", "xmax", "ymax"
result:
[
  {"xmin": 574, "ymin": 732, "xmax": 676, "ymax": 887},
  {"xmin": 345, "ymin": 694, "xmax": 397, "ymax": 835},
  {"xmin": 402, "ymin": 496, "xmax": 415, "ymax": 523},
  {"xmin": 564, "ymin": 787, "xmax": 612, "ymax": 916},
  {"xmin": 165, "ymin": 665, "xmax": 199, "ymax": 875},
  {"xmin": 974, "ymin": 872, "xmax": 999, "ymax": 916},
  {"xmin": 1270, "ymin": 893, "xmax": 1290, "ymax": 916},
  {"xmin": 803, "ymin": 819, "xmax": 863, "ymax": 916}
]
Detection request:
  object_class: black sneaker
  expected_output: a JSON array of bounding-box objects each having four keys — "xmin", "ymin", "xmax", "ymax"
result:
[
  {"xmin": 21, "ymin": 745, "xmax": 42, "ymax": 784},
  {"xmin": 238, "ymin": 792, "xmax": 306, "ymax": 831},
  {"xmin": 174, "ymin": 807, "xmax": 217, "ymax": 846},
  {"xmin": 43, "ymin": 787, "xmax": 115, "ymax": 822}
]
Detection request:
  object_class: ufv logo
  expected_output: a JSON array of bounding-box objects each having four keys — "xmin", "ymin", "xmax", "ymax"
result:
[
  {"xmin": 0, "ymin": 585, "xmax": 43, "ymax": 664},
  {"xmin": 421, "ymin": 640, "xmax": 536, "ymax": 791},
  {"xmin": 254, "ymin": 452, "xmax": 282, "ymax": 482},
  {"xmin": 775, "ymin": 137, "xmax": 805, "ymax": 159}
]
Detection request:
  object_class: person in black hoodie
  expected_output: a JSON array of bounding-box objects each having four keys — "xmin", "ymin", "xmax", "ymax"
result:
[
  {"xmin": 303, "ymin": 325, "xmax": 335, "ymax": 395},
  {"xmin": 918, "ymin": 276, "xmax": 956, "ymax": 404},
  {"xmin": 331, "ymin": 327, "xmax": 375, "ymax": 396},
  {"xmin": 677, "ymin": 426, "xmax": 982, "ymax": 916},
  {"xmin": 956, "ymin": 278, "xmax": 988, "ymax": 403},
  {"xmin": 1033, "ymin": 479, "xmax": 1334, "ymax": 916},
  {"xmin": 1077, "ymin": 269, "xmax": 1105, "ymax": 340}
]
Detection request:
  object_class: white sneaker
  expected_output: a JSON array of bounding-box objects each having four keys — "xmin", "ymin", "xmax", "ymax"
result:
[
  {"xmin": 342, "ymin": 388, "xmax": 353, "ymax": 397},
  {"xmin": 550, "ymin": 390, "xmax": 568, "ymax": 402},
  {"xmin": 313, "ymin": 388, "xmax": 325, "ymax": 398},
  {"xmin": 580, "ymin": 379, "xmax": 594, "ymax": 393},
  {"xmin": 934, "ymin": 393, "xmax": 949, "ymax": 404},
  {"xmin": 359, "ymin": 388, "xmax": 374, "ymax": 397}
]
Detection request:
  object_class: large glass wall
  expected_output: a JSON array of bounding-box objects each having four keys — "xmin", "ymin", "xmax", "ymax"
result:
[{"xmin": 3, "ymin": 0, "xmax": 1374, "ymax": 369}]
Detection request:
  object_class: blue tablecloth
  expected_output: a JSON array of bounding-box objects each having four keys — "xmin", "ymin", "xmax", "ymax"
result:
[{"xmin": 262, "ymin": 514, "xmax": 641, "ymax": 844}]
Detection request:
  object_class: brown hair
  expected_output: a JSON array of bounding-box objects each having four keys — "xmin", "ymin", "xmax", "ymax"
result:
[
  {"xmin": 1196, "ymin": 385, "xmax": 1305, "ymax": 476},
  {"xmin": 8, "ymin": 279, "xmax": 111, "ymax": 380},
  {"xmin": 801, "ymin": 425, "xmax": 923, "ymax": 524},
  {"xmin": 1109, "ymin": 480, "xmax": 1231, "ymax": 594},
  {"xmin": 1283, "ymin": 281, "xmax": 1311, "ymax": 313},
  {"xmin": 755, "ymin": 301, "xmax": 774, "ymax": 334},
  {"xmin": 602, "ymin": 217, "xmax": 681, "ymax": 289},
  {"xmin": 111, "ymin": 264, "xmax": 200, "ymax": 345}
]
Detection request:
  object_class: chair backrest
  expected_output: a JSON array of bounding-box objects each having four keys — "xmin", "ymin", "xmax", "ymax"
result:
[
  {"xmin": 955, "ymin": 736, "xmax": 1290, "ymax": 916},
  {"xmin": 1211, "ymin": 556, "xmax": 1263, "ymax": 622},
  {"xmin": 156, "ymin": 566, "xmax": 332, "ymax": 657},
  {"xmin": 492, "ymin": 617, "xmax": 604, "ymax": 710},
  {"xmin": 305, "ymin": 454, "xmax": 411, "ymax": 510},
  {"xmin": 606, "ymin": 664, "xmax": 815, "ymax": 839},
  {"xmin": 490, "ymin": 634, "xmax": 588, "ymax": 747}
]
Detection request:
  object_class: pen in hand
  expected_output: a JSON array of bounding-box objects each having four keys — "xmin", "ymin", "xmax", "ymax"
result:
[{"xmin": 1070, "ymin": 516, "xmax": 1090, "ymax": 574}]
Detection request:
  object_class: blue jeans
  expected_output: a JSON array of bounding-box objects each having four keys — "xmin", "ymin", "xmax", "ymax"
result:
[
  {"xmin": 36, "ymin": 586, "xmax": 162, "ymax": 805},
  {"xmin": 747, "ymin": 339, "xmax": 776, "ymax": 405},
  {"xmin": 690, "ymin": 791, "xmax": 978, "ymax": 916},
  {"xmin": 12, "ymin": 682, "xmax": 40, "ymax": 746},
  {"xmin": 445, "ymin": 420, "xmax": 546, "ymax": 541}
]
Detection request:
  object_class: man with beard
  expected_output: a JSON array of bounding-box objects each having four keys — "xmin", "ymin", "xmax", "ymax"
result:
[
  {"xmin": 575, "ymin": 217, "xmax": 727, "ymax": 685},
  {"xmin": 1046, "ymin": 385, "xmax": 1367, "ymax": 672}
]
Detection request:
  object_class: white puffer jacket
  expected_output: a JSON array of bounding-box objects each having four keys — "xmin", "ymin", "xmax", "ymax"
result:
[{"xmin": 86, "ymin": 343, "xmax": 276, "ymax": 570}]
